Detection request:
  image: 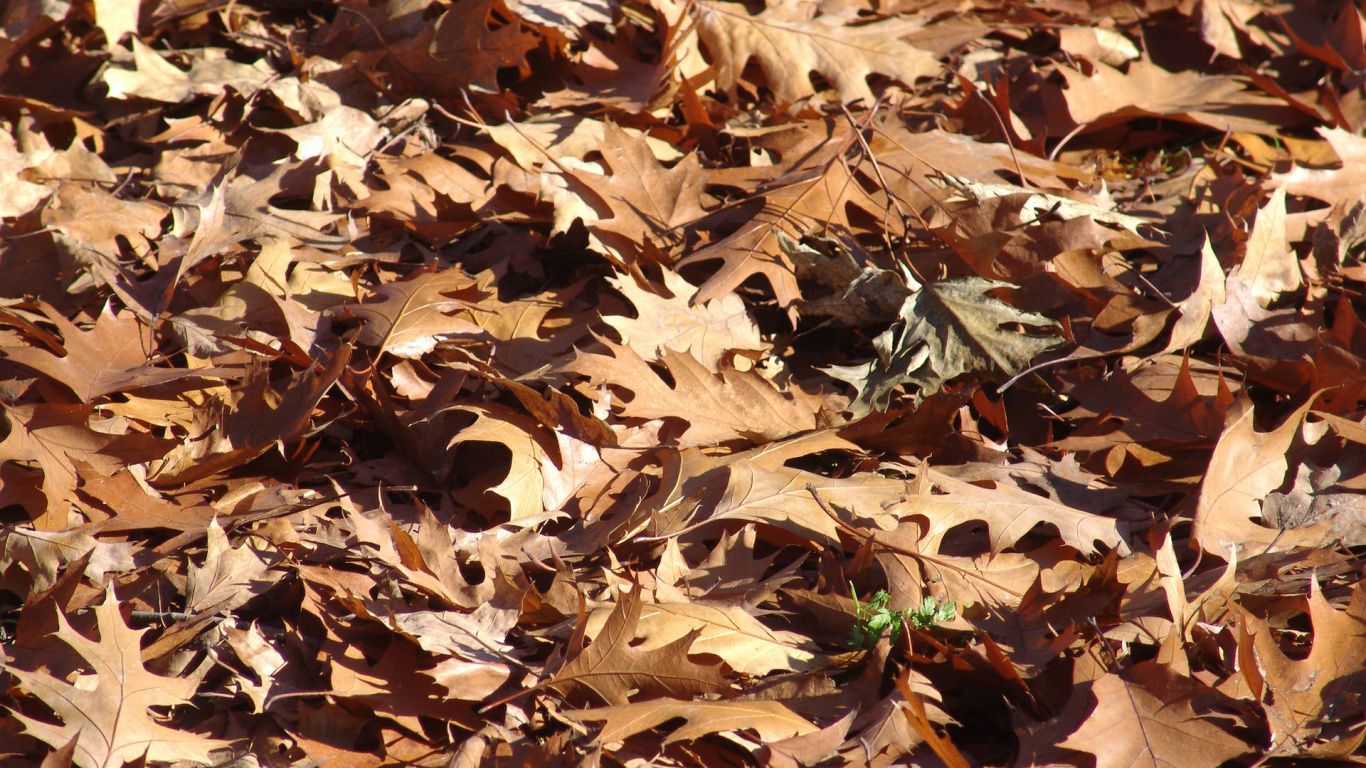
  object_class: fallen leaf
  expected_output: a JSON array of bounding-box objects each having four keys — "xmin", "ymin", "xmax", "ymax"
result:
[
  {"xmin": 695, "ymin": 1, "xmax": 940, "ymax": 104},
  {"xmin": 3, "ymin": 583, "xmax": 229, "ymax": 768},
  {"xmin": 548, "ymin": 584, "xmax": 730, "ymax": 706},
  {"xmin": 826, "ymin": 277, "xmax": 1063, "ymax": 414},
  {"xmin": 572, "ymin": 698, "xmax": 817, "ymax": 746},
  {"xmin": 603, "ymin": 268, "xmax": 766, "ymax": 373}
]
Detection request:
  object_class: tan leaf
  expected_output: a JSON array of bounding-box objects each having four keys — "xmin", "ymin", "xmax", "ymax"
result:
[
  {"xmin": 564, "ymin": 338, "xmax": 822, "ymax": 447},
  {"xmin": 185, "ymin": 518, "xmax": 274, "ymax": 615},
  {"xmin": 103, "ymin": 39, "xmax": 272, "ymax": 103},
  {"xmin": 676, "ymin": 130, "xmax": 869, "ymax": 311},
  {"xmin": 0, "ymin": 402, "xmax": 122, "ymax": 528},
  {"xmin": 3, "ymin": 583, "xmax": 229, "ymax": 768},
  {"xmin": 374, "ymin": 0, "xmax": 540, "ymax": 97},
  {"xmin": 440, "ymin": 404, "xmax": 556, "ymax": 521},
  {"xmin": 1, "ymin": 302, "xmax": 217, "ymax": 402},
  {"xmin": 1055, "ymin": 662, "xmax": 1252, "ymax": 768},
  {"xmin": 1270, "ymin": 126, "xmax": 1366, "ymax": 206},
  {"xmin": 695, "ymin": 1, "xmax": 940, "ymax": 104},
  {"xmin": 425, "ymin": 657, "xmax": 512, "ymax": 702},
  {"xmin": 572, "ymin": 698, "xmax": 817, "ymax": 746},
  {"xmin": 582, "ymin": 600, "xmax": 823, "ymax": 676},
  {"xmin": 0, "ymin": 526, "xmax": 135, "ymax": 593},
  {"xmin": 1238, "ymin": 579, "xmax": 1366, "ymax": 755},
  {"xmin": 223, "ymin": 623, "xmax": 287, "ymax": 714},
  {"xmin": 343, "ymin": 269, "xmax": 487, "ymax": 359},
  {"xmin": 902, "ymin": 467, "xmax": 1132, "ymax": 557},
  {"xmin": 1191, "ymin": 398, "xmax": 1360, "ymax": 558},
  {"xmin": 1240, "ymin": 187, "xmax": 1302, "ymax": 306},
  {"xmin": 1163, "ymin": 235, "xmax": 1226, "ymax": 354},
  {"xmin": 548, "ymin": 584, "xmax": 730, "ymax": 706},
  {"xmin": 1056, "ymin": 57, "xmax": 1291, "ymax": 134},
  {"xmin": 150, "ymin": 347, "xmax": 349, "ymax": 485},
  {"xmin": 604, "ymin": 268, "xmax": 766, "ymax": 373},
  {"xmin": 92, "ymin": 0, "xmax": 138, "ymax": 47}
]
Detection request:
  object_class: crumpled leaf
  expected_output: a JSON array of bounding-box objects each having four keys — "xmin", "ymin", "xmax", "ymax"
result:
[
  {"xmin": 548, "ymin": 584, "xmax": 730, "ymax": 706},
  {"xmin": 603, "ymin": 268, "xmax": 765, "ymax": 373},
  {"xmin": 341, "ymin": 269, "xmax": 487, "ymax": 359},
  {"xmin": 1238, "ymin": 579, "xmax": 1366, "ymax": 756},
  {"xmin": 1050, "ymin": 661, "xmax": 1252, "ymax": 768},
  {"xmin": 2, "ymin": 583, "xmax": 229, "ymax": 768},
  {"xmin": 695, "ymin": 1, "xmax": 940, "ymax": 104},
  {"xmin": 826, "ymin": 277, "xmax": 1063, "ymax": 414},
  {"xmin": 571, "ymin": 698, "xmax": 817, "ymax": 746}
]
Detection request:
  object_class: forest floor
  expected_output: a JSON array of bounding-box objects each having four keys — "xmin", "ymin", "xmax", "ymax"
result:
[{"xmin": 3, "ymin": 1, "xmax": 1366, "ymax": 766}]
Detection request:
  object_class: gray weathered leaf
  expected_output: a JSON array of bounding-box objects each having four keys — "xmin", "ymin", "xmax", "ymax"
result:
[{"xmin": 827, "ymin": 278, "xmax": 1062, "ymax": 414}]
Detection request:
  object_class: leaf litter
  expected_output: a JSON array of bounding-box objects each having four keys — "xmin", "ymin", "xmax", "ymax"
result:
[{"xmin": 2, "ymin": 0, "xmax": 1366, "ymax": 767}]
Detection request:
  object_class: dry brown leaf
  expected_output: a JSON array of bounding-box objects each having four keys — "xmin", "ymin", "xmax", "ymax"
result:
[
  {"xmin": 1056, "ymin": 57, "xmax": 1294, "ymax": 134},
  {"xmin": 1162, "ymin": 235, "xmax": 1226, "ymax": 354},
  {"xmin": 695, "ymin": 1, "xmax": 940, "ymax": 104},
  {"xmin": 552, "ymin": 123, "xmax": 711, "ymax": 262},
  {"xmin": 150, "ymin": 347, "xmax": 349, "ymax": 485},
  {"xmin": 0, "ymin": 402, "xmax": 124, "ymax": 528},
  {"xmin": 563, "ymin": 338, "xmax": 823, "ymax": 447},
  {"xmin": 1271, "ymin": 127, "xmax": 1366, "ymax": 205},
  {"xmin": 572, "ymin": 698, "xmax": 818, "ymax": 746},
  {"xmin": 548, "ymin": 584, "xmax": 730, "ymax": 706},
  {"xmin": 350, "ymin": 0, "xmax": 539, "ymax": 97},
  {"xmin": 343, "ymin": 269, "xmax": 488, "ymax": 359},
  {"xmin": 906, "ymin": 466, "xmax": 1131, "ymax": 558},
  {"xmin": 1241, "ymin": 188, "xmax": 1302, "ymax": 306},
  {"xmin": 582, "ymin": 600, "xmax": 823, "ymax": 676},
  {"xmin": 185, "ymin": 517, "xmax": 274, "ymax": 615},
  {"xmin": 604, "ymin": 268, "xmax": 766, "ymax": 373},
  {"xmin": 1192, "ymin": 398, "xmax": 1366, "ymax": 558},
  {"xmin": 676, "ymin": 125, "xmax": 869, "ymax": 311},
  {"xmin": 3, "ymin": 583, "xmax": 229, "ymax": 768},
  {"xmin": 0, "ymin": 526, "xmax": 135, "ymax": 593},
  {"xmin": 1238, "ymin": 580, "xmax": 1366, "ymax": 756},
  {"xmin": 1054, "ymin": 661, "xmax": 1252, "ymax": 768}
]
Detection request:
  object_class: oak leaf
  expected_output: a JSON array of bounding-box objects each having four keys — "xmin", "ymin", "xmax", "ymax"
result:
[
  {"xmin": 907, "ymin": 466, "xmax": 1132, "ymax": 557},
  {"xmin": 342, "ymin": 269, "xmax": 487, "ymax": 359},
  {"xmin": 548, "ymin": 123, "xmax": 710, "ymax": 263},
  {"xmin": 1056, "ymin": 56, "xmax": 1293, "ymax": 134},
  {"xmin": 563, "ymin": 338, "xmax": 822, "ymax": 447},
  {"xmin": 0, "ymin": 525, "xmax": 135, "ymax": 594},
  {"xmin": 150, "ymin": 347, "xmax": 349, "ymax": 485},
  {"xmin": 3, "ymin": 583, "xmax": 229, "ymax": 768},
  {"xmin": 367, "ymin": 0, "xmax": 539, "ymax": 97},
  {"xmin": 695, "ymin": 1, "xmax": 939, "ymax": 104},
  {"xmin": 676, "ymin": 124, "xmax": 872, "ymax": 311},
  {"xmin": 603, "ymin": 268, "xmax": 766, "ymax": 373},
  {"xmin": 1054, "ymin": 662, "xmax": 1251, "ymax": 768},
  {"xmin": 1240, "ymin": 187, "xmax": 1302, "ymax": 306},
  {"xmin": 1270, "ymin": 126, "xmax": 1366, "ymax": 206},
  {"xmin": 0, "ymin": 402, "xmax": 122, "ymax": 527},
  {"xmin": 571, "ymin": 698, "xmax": 817, "ymax": 746},
  {"xmin": 1192, "ymin": 399, "xmax": 1366, "ymax": 558},
  {"xmin": 826, "ymin": 277, "xmax": 1062, "ymax": 414},
  {"xmin": 1238, "ymin": 579, "xmax": 1366, "ymax": 756},
  {"xmin": 548, "ymin": 584, "xmax": 729, "ymax": 706},
  {"xmin": 185, "ymin": 517, "xmax": 274, "ymax": 615},
  {"xmin": 1163, "ymin": 235, "xmax": 1226, "ymax": 354},
  {"xmin": 0, "ymin": 299, "xmax": 173, "ymax": 401},
  {"xmin": 583, "ymin": 600, "xmax": 823, "ymax": 676}
]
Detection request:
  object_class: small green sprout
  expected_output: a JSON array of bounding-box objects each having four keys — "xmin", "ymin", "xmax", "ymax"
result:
[{"xmin": 850, "ymin": 586, "xmax": 956, "ymax": 649}]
